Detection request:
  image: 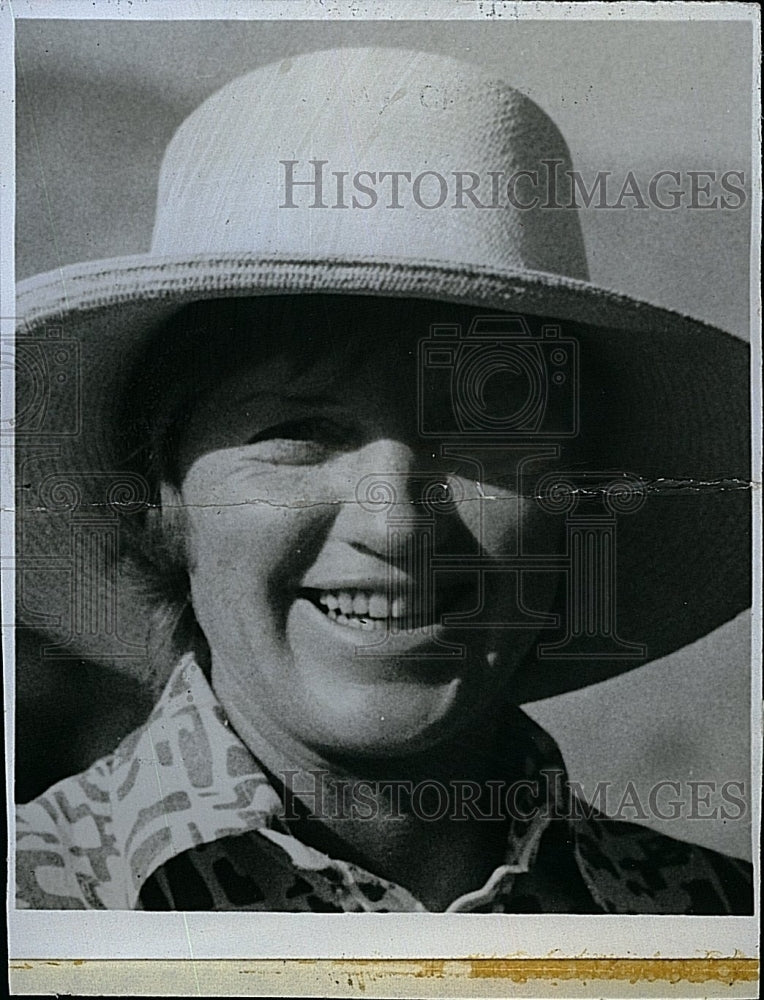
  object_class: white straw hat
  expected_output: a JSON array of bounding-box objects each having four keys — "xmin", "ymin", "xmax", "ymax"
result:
[{"xmin": 15, "ymin": 47, "xmax": 750, "ymax": 701}]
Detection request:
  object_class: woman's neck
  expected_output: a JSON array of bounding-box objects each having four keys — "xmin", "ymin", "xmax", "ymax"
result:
[{"xmin": 216, "ymin": 672, "xmax": 526, "ymax": 911}]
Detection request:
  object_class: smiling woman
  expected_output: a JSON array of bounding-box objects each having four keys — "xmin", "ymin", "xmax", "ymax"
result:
[
  {"xmin": 14, "ymin": 47, "xmax": 753, "ymax": 914},
  {"xmin": 123, "ymin": 297, "xmax": 563, "ymax": 765}
]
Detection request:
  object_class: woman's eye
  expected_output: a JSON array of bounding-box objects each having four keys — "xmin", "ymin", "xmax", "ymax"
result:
[{"xmin": 244, "ymin": 418, "xmax": 351, "ymax": 463}]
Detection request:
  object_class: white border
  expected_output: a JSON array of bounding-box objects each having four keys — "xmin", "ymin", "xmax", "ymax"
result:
[
  {"xmin": 9, "ymin": 911, "xmax": 761, "ymax": 960},
  {"xmin": 1, "ymin": 0, "xmax": 18, "ymax": 963},
  {"xmin": 3, "ymin": 0, "xmax": 761, "ymax": 967},
  {"xmin": 747, "ymin": 0, "xmax": 764, "ymax": 967},
  {"xmin": 4, "ymin": 0, "xmax": 761, "ymax": 23}
]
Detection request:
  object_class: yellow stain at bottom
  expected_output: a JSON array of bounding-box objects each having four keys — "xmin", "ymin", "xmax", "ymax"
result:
[{"xmin": 8, "ymin": 958, "xmax": 760, "ymax": 997}]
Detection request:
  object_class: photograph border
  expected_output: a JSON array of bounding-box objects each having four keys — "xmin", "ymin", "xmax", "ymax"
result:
[{"xmin": 3, "ymin": 1, "xmax": 761, "ymax": 996}]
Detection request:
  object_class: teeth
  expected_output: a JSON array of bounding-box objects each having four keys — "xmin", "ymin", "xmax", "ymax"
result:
[
  {"xmin": 352, "ymin": 593, "xmax": 369, "ymax": 616},
  {"xmin": 316, "ymin": 589, "xmax": 409, "ymax": 624},
  {"xmin": 338, "ymin": 591, "xmax": 354, "ymax": 615},
  {"xmin": 313, "ymin": 583, "xmax": 470, "ymax": 630},
  {"xmin": 368, "ymin": 594, "xmax": 388, "ymax": 618}
]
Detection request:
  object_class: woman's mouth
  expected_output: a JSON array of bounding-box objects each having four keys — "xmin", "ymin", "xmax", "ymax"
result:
[
  {"xmin": 300, "ymin": 584, "xmax": 474, "ymax": 631},
  {"xmin": 318, "ymin": 589, "xmax": 406, "ymax": 630}
]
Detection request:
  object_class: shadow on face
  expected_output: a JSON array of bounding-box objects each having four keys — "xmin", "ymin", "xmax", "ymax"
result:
[{"xmin": 121, "ymin": 296, "xmax": 576, "ymax": 759}]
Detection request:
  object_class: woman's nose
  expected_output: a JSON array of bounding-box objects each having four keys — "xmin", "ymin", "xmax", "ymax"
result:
[{"xmin": 332, "ymin": 438, "xmax": 476, "ymax": 561}]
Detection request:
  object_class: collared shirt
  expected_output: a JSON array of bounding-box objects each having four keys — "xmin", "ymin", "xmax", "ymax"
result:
[{"xmin": 16, "ymin": 654, "xmax": 752, "ymax": 913}]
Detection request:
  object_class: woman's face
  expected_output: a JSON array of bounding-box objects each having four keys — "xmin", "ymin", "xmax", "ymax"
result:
[{"xmin": 172, "ymin": 299, "xmax": 561, "ymax": 760}]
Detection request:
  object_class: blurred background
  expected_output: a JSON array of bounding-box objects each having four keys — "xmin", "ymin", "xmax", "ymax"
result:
[{"xmin": 14, "ymin": 17, "xmax": 754, "ymax": 857}]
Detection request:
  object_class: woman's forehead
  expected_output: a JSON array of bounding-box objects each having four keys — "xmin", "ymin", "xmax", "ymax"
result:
[
  {"xmin": 174, "ymin": 294, "xmax": 478, "ymax": 349},
  {"xmin": 134, "ymin": 293, "xmax": 584, "ymax": 439},
  {"xmin": 224, "ymin": 295, "xmax": 454, "ymax": 356},
  {"xmin": 124, "ymin": 294, "xmax": 595, "ymax": 488},
  {"xmin": 162, "ymin": 295, "xmax": 470, "ymax": 399},
  {"xmin": 211, "ymin": 328, "xmax": 415, "ymax": 399}
]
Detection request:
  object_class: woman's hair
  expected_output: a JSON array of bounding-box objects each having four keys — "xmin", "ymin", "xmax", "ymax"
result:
[
  {"xmin": 116, "ymin": 294, "xmax": 388, "ymax": 688},
  {"xmin": 115, "ymin": 296, "xmax": 291, "ymax": 689}
]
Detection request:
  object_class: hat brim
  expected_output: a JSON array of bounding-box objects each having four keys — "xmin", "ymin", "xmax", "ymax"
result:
[
  {"xmin": 17, "ymin": 251, "xmax": 747, "ymax": 339},
  {"xmin": 15, "ymin": 252, "xmax": 751, "ymax": 702}
]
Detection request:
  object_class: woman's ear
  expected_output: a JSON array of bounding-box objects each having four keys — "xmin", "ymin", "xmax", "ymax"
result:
[
  {"xmin": 140, "ymin": 483, "xmax": 207, "ymax": 689},
  {"xmin": 159, "ymin": 481, "xmax": 183, "ymax": 514},
  {"xmin": 141, "ymin": 481, "xmax": 190, "ymax": 573},
  {"xmin": 158, "ymin": 481, "xmax": 191, "ymax": 569}
]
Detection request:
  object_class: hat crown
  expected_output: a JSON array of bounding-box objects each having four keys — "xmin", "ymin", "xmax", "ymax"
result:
[{"xmin": 151, "ymin": 47, "xmax": 588, "ymax": 280}]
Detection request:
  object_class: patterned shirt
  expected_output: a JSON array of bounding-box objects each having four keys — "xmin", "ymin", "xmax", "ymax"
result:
[{"xmin": 16, "ymin": 654, "xmax": 752, "ymax": 913}]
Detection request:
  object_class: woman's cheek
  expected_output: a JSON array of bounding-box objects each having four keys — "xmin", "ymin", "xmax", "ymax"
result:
[
  {"xmin": 454, "ymin": 481, "xmax": 526, "ymax": 555},
  {"xmin": 181, "ymin": 465, "xmax": 330, "ymax": 614}
]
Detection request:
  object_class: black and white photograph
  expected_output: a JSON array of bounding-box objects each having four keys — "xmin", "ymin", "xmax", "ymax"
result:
[{"xmin": 3, "ymin": 1, "xmax": 760, "ymax": 995}]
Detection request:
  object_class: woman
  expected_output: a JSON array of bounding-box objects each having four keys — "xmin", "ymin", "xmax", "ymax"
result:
[{"xmin": 15, "ymin": 48, "xmax": 752, "ymax": 913}]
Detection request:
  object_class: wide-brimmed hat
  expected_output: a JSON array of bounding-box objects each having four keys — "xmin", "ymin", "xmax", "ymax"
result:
[{"xmin": 15, "ymin": 47, "xmax": 750, "ymax": 703}]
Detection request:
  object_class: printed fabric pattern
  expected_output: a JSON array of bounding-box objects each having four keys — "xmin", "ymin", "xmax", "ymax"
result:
[{"xmin": 16, "ymin": 654, "xmax": 753, "ymax": 913}]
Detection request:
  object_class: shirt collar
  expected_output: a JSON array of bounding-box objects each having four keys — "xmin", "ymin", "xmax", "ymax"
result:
[
  {"xmin": 104, "ymin": 653, "xmax": 573, "ymax": 908},
  {"xmin": 18, "ymin": 653, "xmax": 745, "ymax": 913}
]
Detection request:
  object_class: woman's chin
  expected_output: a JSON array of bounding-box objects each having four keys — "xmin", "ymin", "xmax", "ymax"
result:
[
  {"xmin": 278, "ymin": 597, "xmax": 516, "ymax": 757},
  {"xmin": 291, "ymin": 671, "xmax": 467, "ymax": 759}
]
